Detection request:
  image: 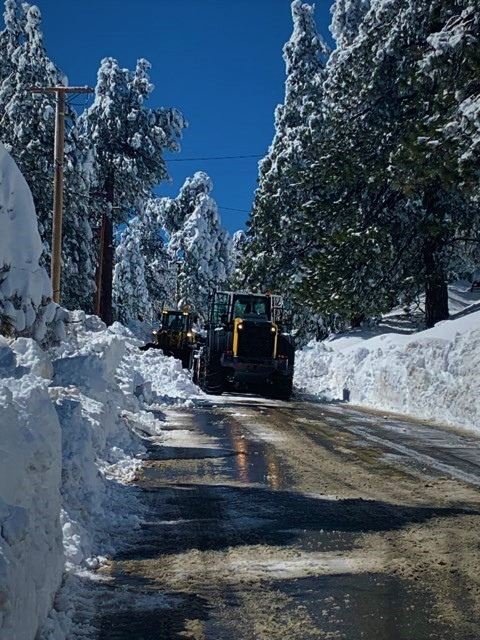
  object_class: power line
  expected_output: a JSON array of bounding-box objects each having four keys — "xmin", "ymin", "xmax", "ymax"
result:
[
  {"xmin": 67, "ymin": 101, "xmax": 91, "ymax": 107},
  {"xmin": 169, "ymin": 154, "xmax": 264, "ymax": 162},
  {"xmin": 218, "ymin": 206, "xmax": 251, "ymax": 213}
]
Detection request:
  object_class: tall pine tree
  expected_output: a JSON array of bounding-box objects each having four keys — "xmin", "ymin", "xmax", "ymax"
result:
[
  {"xmin": 79, "ymin": 57, "xmax": 186, "ymax": 324},
  {"xmin": 229, "ymin": 230, "xmax": 248, "ymax": 290},
  {"xmin": 0, "ymin": 1, "xmax": 62, "ymax": 253},
  {"xmin": 246, "ymin": 0, "xmax": 328, "ymax": 294},
  {"xmin": 316, "ymin": 0, "xmax": 480, "ymax": 327},
  {"xmin": 113, "ymin": 203, "xmax": 176, "ymax": 323},
  {"xmin": 155, "ymin": 172, "xmax": 232, "ymax": 318},
  {"xmin": 0, "ymin": 1, "xmax": 97, "ymax": 312},
  {"xmin": 112, "ymin": 215, "xmax": 152, "ymax": 324}
]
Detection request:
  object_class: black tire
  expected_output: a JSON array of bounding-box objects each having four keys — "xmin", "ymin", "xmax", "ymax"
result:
[
  {"xmin": 191, "ymin": 350, "xmax": 200, "ymax": 383},
  {"xmin": 265, "ymin": 375, "xmax": 293, "ymax": 400},
  {"xmin": 198, "ymin": 348, "xmax": 224, "ymax": 395},
  {"xmin": 179, "ymin": 348, "xmax": 192, "ymax": 369}
]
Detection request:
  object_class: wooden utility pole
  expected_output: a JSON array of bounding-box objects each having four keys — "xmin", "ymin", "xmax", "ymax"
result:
[{"xmin": 31, "ymin": 86, "xmax": 93, "ymax": 303}]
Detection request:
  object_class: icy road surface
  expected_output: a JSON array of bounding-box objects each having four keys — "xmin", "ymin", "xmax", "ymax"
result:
[{"xmin": 92, "ymin": 397, "xmax": 480, "ymax": 639}]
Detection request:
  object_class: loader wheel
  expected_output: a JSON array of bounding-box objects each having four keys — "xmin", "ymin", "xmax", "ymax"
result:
[
  {"xmin": 191, "ymin": 350, "xmax": 200, "ymax": 383},
  {"xmin": 179, "ymin": 349, "xmax": 192, "ymax": 370},
  {"xmin": 266, "ymin": 375, "xmax": 293, "ymax": 400},
  {"xmin": 199, "ymin": 349, "xmax": 224, "ymax": 395}
]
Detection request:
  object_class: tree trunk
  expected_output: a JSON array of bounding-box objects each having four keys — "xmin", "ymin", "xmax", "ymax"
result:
[
  {"xmin": 423, "ymin": 237, "xmax": 449, "ymax": 329},
  {"xmin": 350, "ymin": 313, "xmax": 365, "ymax": 329},
  {"xmin": 422, "ymin": 186, "xmax": 449, "ymax": 329},
  {"xmin": 95, "ymin": 175, "xmax": 114, "ymax": 325}
]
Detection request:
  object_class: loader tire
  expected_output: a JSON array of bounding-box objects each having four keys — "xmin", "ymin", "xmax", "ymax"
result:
[
  {"xmin": 266, "ymin": 375, "xmax": 293, "ymax": 400},
  {"xmin": 199, "ymin": 348, "xmax": 224, "ymax": 395},
  {"xmin": 179, "ymin": 348, "xmax": 193, "ymax": 370}
]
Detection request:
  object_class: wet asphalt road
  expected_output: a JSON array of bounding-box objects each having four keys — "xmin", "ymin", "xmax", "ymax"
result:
[{"xmin": 92, "ymin": 396, "xmax": 480, "ymax": 639}]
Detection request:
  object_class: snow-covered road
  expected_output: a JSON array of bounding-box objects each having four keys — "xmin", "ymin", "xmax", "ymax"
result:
[{"xmin": 83, "ymin": 397, "xmax": 480, "ymax": 639}]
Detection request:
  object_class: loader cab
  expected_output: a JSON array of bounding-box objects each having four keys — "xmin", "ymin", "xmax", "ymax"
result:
[
  {"xmin": 160, "ymin": 310, "xmax": 190, "ymax": 333},
  {"xmin": 233, "ymin": 296, "xmax": 269, "ymax": 320},
  {"xmin": 211, "ymin": 292, "xmax": 274, "ymax": 327}
]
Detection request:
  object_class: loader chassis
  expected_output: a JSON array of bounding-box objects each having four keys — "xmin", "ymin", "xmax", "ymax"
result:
[{"xmin": 192, "ymin": 292, "xmax": 294, "ymax": 399}]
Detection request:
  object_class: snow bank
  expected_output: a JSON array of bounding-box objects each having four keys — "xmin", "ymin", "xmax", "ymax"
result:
[
  {"xmin": 295, "ymin": 310, "xmax": 480, "ymax": 432},
  {"xmin": 127, "ymin": 345, "xmax": 200, "ymax": 407},
  {"xmin": 0, "ymin": 312, "xmax": 202, "ymax": 640},
  {"xmin": 0, "ymin": 336, "xmax": 63, "ymax": 640},
  {"xmin": 0, "ymin": 143, "xmax": 65, "ymax": 343}
]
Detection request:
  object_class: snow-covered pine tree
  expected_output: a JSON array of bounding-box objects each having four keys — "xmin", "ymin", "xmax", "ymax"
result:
[
  {"xmin": 61, "ymin": 134, "xmax": 98, "ymax": 313},
  {"xmin": 158, "ymin": 172, "xmax": 232, "ymax": 318},
  {"xmin": 140, "ymin": 201, "xmax": 176, "ymax": 312},
  {"xmin": 287, "ymin": 0, "xmax": 405, "ymax": 324},
  {"xmin": 245, "ymin": 0, "xmax": 328, "ymax": 295},
  {"xmin": 229, "ymin": 230, "xmax": 248, "ymax": 290},
  {"xmin": 0, "ymin": 0, "xmax": 21, "ymax": 87},
  {"xmin": 0, "ymin": 1, "xmax": 63, "ymax": 253},
  {"xmin": 112, "ymin": 215, "xmax": 152, "ymax": 324},
  {"xmin": 79, "ymin": 57, "xmax": 186, "ymax": 325},
  {"xmin": 113, "ymin": 202, "xmax": 176, "ymax": 322},
  {"xmin": 0, "ymin": 1, "xmax": 97, "ymax": 313},
  {"xmin": 308, "ymin": 0, "xmax": 480, "ymax": 327},
  {"xmin": 329, "ymin": 0, "xmax": 370, "ymax": 48}
]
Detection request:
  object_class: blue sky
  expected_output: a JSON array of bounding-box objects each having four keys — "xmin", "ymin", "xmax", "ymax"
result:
[{"xmin": 36, "ymin": 0, "xmax": 334, "ymax": 234}]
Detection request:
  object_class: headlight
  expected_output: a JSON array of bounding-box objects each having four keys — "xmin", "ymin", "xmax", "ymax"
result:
[
  {"xmin": 238, "ymin": 323, "xmax": 244, "ymax": 330},
  {"xmin": 152, "ymin": 330, "xmax": 158, "ymax": 335},
  {"xmin": 271, "ymin": 326, "xmax": 276, "ymax": 333},
  {"xmin": 187, "ymin": 331, "xmax": 193, "ymax": 337}
]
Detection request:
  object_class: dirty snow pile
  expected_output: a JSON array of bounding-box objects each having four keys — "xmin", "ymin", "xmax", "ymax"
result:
[
  {"xmin": 0, "ymin": 314, "xmax": 202, "ymax": 640},
  {"xmin": 295, "ymin": 308, "xmax": 480, "ymax": 432}
]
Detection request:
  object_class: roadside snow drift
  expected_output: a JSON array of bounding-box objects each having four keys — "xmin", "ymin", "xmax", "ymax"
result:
[
  {"xmin": 295, "ymin": 310, "xmax": 480, "ymax": 432},
  {"xmin": 0, "ymin": 337, "xmax": 63, "ymax": 640},
  {"xmin": 0, "ymin": 313, "xmax": 202, "ymax": 640}
]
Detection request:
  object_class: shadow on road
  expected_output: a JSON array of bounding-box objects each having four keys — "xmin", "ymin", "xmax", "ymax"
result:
[
  {"xmin": 146, "ymin": 445, "xmax": 238, "ymax": 461},
  {"xmin": 93, "ymin": 571, "xmax": 461, "ymax": 640},
  {"xmin": 115, "ymin": 480, "xmax": 473, "ymax": 560},
  {"xmin": 85, "ymin": 472, "xmax": 478, "ymax": 640},
  {"xmin": 96, "ymin": 591, "xmax": 212, "ymax": 640}
]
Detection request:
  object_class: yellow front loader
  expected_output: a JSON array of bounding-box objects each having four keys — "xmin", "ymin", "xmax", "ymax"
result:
[{"xmin": 141, "ymin": 308, "xmax": 197, "ymax": 369}]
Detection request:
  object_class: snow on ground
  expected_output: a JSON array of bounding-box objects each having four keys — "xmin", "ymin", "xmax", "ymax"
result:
[
  {"xmin": 446, "ymin": 279, "xmax": 480, "ymax": 316},
  {"xmin": 295, "ymin": 308, "xmax": 480, "ymax": 433},
  {"xmin": 0, "ymin": 312, "xmax": 203, "ymax": 640},
  {"xmin": 0, "ymin": 337, "xmax": 63, "ymax": 640}
]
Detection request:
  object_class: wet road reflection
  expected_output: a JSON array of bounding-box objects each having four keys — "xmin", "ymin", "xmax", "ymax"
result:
[
  {"xmin": 92, "ymin": 401, "xmax": 480, "ymax": 640},
  {"xmin": 229, "ymin": 420, "xmax": 250, "ymax": 484}
]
